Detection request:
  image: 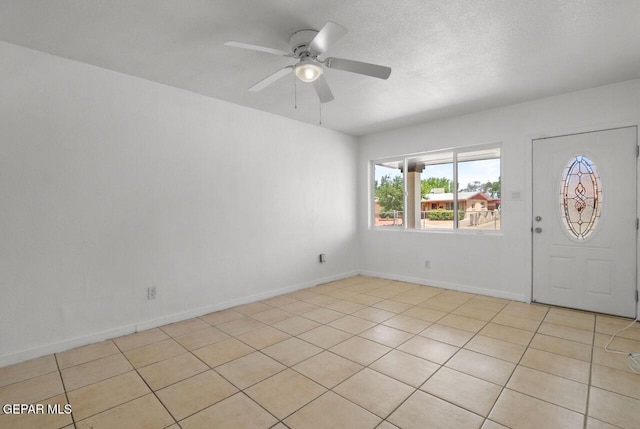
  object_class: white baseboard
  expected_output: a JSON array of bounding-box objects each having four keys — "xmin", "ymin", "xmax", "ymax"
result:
[
  {"xmin": 358, "ymin": 270, "xmax": 529, "ymax": 303},
  {"xmin": 0, "ymin": 270, "xmax": 358, "ymax": 368},
  {"xmin": 132, "ymin": 270, "xmax": 359, "ymax": 332}
]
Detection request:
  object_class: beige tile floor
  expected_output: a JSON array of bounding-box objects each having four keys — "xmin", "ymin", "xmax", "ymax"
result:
[{"xmin": 1, "ymin": 275, "xmax": 640, "ymax": 429}]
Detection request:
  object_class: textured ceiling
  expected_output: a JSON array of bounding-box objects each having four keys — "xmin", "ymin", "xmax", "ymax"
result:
[{"xmin": 1, "ymin": 0, "xmax": 639, "ymax": 136}]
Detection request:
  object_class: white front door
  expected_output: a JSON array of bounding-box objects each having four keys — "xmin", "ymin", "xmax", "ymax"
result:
[{"xmin": 532, "ymin": 127, "xmax": 638, "ymax": 317}]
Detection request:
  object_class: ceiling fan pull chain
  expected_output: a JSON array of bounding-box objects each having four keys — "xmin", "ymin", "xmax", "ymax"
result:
[{"xmin": 294, "ymin": 74, "xmax": 297, "ymax": 110}]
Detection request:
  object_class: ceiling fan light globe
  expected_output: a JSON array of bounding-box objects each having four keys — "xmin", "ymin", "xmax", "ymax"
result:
[{"xmin": 295, "ymin": 62, "xmax": 323, "ymax": 83}]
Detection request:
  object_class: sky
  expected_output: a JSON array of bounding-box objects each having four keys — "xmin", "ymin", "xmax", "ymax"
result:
[{"xmin": 375, "ymin": 158, "xmax": 500, "ymax": 191}]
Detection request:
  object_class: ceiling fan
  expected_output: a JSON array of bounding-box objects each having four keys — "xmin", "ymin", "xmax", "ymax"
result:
[{"xmin": 225, "ymin": 21, "xmax": 392, "ymax": 103}]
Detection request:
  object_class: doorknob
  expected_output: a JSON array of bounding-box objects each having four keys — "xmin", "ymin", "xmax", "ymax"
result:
[{"xmin": 535, "ymin": 227, "xmax": 542, "ymax": 233}]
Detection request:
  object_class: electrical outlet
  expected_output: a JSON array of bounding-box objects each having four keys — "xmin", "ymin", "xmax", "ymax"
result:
[
  {"xmin": 319, "ymin": 253, "xmax": 326, "ymax": 263},
  {"xmin": 147, "ymin": 286, "xmax": 157, "ymax": 300},
  {"xmin": 424, "ymin": 260, "xmax": 431, "ymax": 269}
]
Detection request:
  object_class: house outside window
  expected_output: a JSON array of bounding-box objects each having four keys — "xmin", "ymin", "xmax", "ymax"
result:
[{"xmin": 372, "ymin": 145, "xmax": 501, "ymax": 231}]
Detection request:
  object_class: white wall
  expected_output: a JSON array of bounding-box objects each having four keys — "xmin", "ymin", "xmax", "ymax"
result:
[
  {"xmin": 0, "ymin": 41, "xmax": 359, "ymax": 366},
  {"xmin": 2, "ymin": 40, "xmax": 638, "ymax": 369},
  {"xmin": 358, "ymin": 80, "xmax": 640, "ymax": 308}
]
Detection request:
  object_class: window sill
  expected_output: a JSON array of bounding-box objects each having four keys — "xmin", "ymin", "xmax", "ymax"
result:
[{"xmin": 369, "ymin": 226, "xmax": 503, "ymax": 236}]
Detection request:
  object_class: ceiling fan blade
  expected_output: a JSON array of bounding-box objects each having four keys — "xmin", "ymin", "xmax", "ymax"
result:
[
  {"xmin": 312, "ymin": 75, "xmax": 334, "ymax": 103},
  {"xmin": 309, "ymin": 21, "xmax": 348, "ymax": 54},
  {"xmin": 249, "ymin": 67, "xmax": 292, "ymax": 92},
  {"xmin": 225, "ymin": 41, "xmax": 291, "ymax": 57},
  {"xmin": 326, "ymin": 57, "xmax": 391, "ymax": 79}
]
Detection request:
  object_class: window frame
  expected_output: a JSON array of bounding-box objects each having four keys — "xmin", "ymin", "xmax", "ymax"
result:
[
  {"xmin": 371, "ymin": 157, "xmax": 407, "ymax": 229},
  {"xmin": 370, "ymin": 143, "xmax": 502, "ymax": 234}
]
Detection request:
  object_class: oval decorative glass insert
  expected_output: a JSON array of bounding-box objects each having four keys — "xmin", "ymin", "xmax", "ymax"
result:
[{"xmin": 560, "ymin": 155, "xmax": 602, "ymax": 240}]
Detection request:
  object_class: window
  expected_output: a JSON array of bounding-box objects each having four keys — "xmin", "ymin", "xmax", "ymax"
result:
[
  {"xmin": 457, "ymin": 148, "xmax": 501, "ymax": 230},
  {"xmin": 373, "ymin": 160, "xmax": 404, "ymax": 227},
  {"xmin": 560, "ymin": 155, "xmax": 601, "ymax": 240},
  {"xmin": 413, "ymin": 152, "xmax": 455, "ymax": 230},
  {"xmin": 371, "ymin": 145, "xmax": 501, "ymax": 231}
]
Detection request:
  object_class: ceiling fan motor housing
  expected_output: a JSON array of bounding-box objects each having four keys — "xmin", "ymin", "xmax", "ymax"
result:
[{"xmin": 290, "ymin": 30, "xmax": 319, "ymax": 58}]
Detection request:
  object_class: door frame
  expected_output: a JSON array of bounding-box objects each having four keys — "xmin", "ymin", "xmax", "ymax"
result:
[{"xmin": 529, "ymin": 123, "xmax": 639, "ymax": 318}]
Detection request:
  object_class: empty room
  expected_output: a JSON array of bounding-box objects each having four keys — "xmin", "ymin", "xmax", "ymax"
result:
[{"xmin": 1, "ymin": 1, "xmax": 640, "ymax": 428}]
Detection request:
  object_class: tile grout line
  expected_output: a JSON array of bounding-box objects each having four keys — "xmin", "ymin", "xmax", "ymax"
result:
[
  {"xmin": 184, "ymin": 331, "xmax": 298, "ymax": 426},
  {"xmin": 432, "ymin": 295, "xmax": 524, "ymax": 427},
  {"xmin": 483, "ymin": 304, "xmax": 551, "ymax": 428},
  {"xmin": 122, "ymin": 329, "xmax": 285, "ymax": 427},
  {"xmin": 216, "ymin": 286, "xmax": 410, "ymax": 427},
  {"xmin": 323, "ymin": 292, "xmax": 497, "ymax": 427},
  {"xmin": 298, "ymin": 291, "xmax": 508, "ymax": 424},
  {"xmin": 494, "ymin": 307, "xmax": 636, "ymax": 423},
  {"xmin": 110, "ymin": 339, "xmax": 180, "ymax": 428},
  {"xmin": 583, "ymin": 316, "xmax": 597, "ymax": 429},
  {"xmin": 294, "ymin": 283, "xmax": 586, "ymax": 427},
  {"xmin": 247, "ymin": 285, "xmax": 448, "ymax": 426},
  {"xmin": 267, "ymin": 301, "xmax": 398, "ymax": 425},
  {"xmin": 311, "ymin": 299, "xmax": 414, "ymax": 426},
  {"xmin": 457, "ymin": 296, "xmax": 512, "ymax": 428},
  {"xmin": 53, "ymin": 353, "xmax": 78, "ymax": 429},
  {"xmin": 394, "ymin": 293, "xmax": 513, "ymax": 425}
]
